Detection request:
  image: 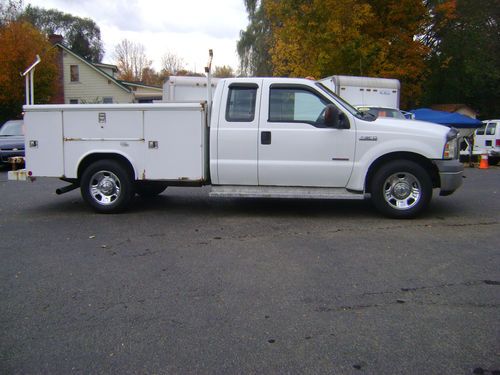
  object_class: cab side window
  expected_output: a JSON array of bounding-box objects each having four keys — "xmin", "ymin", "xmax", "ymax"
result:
[
  {"xmin": 226, "ymin": 85, "xmax": 257, "ymax": 122},
  {"xmin": 269, "ymin": 87, "xmax": 328, "ymax": 125}
]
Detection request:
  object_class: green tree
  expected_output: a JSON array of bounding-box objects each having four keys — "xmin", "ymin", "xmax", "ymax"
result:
[
  {"xmin": 21, "ymin": 5, "xmax": 104, "ymax": 62},
  {"xmin": 0, "ymin": 20, "xmax": 58, "ymax": 123},
  {"xmin": 0, "ymin": 0, "xmax": 23, "ymax": 26},
  {"xmin": 237, "ymin": 0, "xmax": 273, "ymax": 76},
  {"xmin": 422, "ymin": 0, "xmax": 500, "ymax": 118}
]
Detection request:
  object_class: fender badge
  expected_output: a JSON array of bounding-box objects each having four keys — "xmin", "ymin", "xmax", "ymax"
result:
[{"xmin": 359, "ymin": 136, "xmax": 378, "ymax": 141}]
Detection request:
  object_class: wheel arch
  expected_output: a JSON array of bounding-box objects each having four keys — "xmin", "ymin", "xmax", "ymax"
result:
[
  {"xmin": 77, "ymin": 153, "xmax": 136, "ymax": 181},
  {"xmin": 364, "ymin": 152, "xmax": 440, "ymax": 193}
]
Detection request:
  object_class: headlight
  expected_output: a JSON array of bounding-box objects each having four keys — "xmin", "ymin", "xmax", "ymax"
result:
[{"xmin": 443, "ymin": 128, "xmax": 459, "ymax": 159}]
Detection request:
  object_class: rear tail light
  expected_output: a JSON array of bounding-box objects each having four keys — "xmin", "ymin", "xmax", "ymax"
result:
[{"xmin": 496, "ymin": 139, "xmax": 500, "ymax": 147}]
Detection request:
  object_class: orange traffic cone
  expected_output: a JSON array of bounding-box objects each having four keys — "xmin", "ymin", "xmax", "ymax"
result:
[{"xmin": 479, "ymin": 153, "xmax": 489, "ymax": 169}]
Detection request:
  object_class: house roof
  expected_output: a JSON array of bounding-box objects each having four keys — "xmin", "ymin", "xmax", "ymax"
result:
[
  {"xmin": 55, "ymin": 43, "xmax": 131, "ymax": 93},
  {"xmin": 119, "ymin": 81, "xmax": 162, "ymax": 91}
]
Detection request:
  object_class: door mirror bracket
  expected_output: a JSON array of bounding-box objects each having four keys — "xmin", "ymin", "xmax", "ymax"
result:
[{"xmin": 324, "ymin": 104, "xmax": 349, "ymax": 129}]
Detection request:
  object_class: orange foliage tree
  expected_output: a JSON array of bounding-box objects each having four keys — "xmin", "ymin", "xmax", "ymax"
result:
[
  {"xmin": 265, "ymin": 0, "xmax": 373, "ymax": 79},
  {"xmin": 0, "ymin": 21, "xmax": 58, "ymax": 123},
  {"xmin": 263, "ymin": 0, "xmax": 429, "ymax": 109},
  {"xmin": 361, "ymin": 0, "xmax": 430, "ymax": 109}
]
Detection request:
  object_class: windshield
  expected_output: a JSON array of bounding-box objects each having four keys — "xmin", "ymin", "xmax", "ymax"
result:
[
  {"xmin": 315, "ymin": 82, "xmax": 374, "ymax": 121},
  {"xmin": 0, "ymin": 120, "xmax": 24, "ymax": 136}
]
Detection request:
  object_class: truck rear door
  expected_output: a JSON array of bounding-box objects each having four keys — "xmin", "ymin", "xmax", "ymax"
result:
[{"xmin": 214, "ymin": 79, "xmax": 262, "ymax": 185}]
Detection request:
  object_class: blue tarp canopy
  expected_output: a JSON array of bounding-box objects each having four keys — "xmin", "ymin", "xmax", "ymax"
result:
[{"xmin": 410, "ymin": 108, "xmax": 482, "ymax": 129}]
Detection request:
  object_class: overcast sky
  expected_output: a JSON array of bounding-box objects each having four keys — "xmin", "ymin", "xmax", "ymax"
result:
[{"xmin": 25, "ymin": 0, "xmax": 249, "ymax": 73}]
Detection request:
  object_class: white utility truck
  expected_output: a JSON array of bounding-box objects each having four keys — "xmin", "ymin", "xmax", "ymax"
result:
[
  {"xmin": 10, "ymin": 77, "xmax": 463, "ymax": 218},
  {"xmin": 319, "ymin": 75, "xmax": 400, "ymax": 108}
]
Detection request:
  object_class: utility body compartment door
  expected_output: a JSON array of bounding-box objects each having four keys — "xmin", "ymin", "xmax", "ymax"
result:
[{"xmin": 24, "ymin": 110, "xmax": 64, "ymax": 177}]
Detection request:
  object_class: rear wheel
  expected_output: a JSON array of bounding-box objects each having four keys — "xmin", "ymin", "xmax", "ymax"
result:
[
  {"xmin": 80, "ymin": 160, "xmax": 133, "ymax": 213},
  {"xmin": 370, "ymin": 160, "xmax": 432, "ymax": 219}
]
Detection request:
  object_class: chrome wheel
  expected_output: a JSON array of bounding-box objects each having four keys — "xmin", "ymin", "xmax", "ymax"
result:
[
  {"xmin": 88, "ymin": 170, "xmax": 121, "ymax": 206},
  {"xmin": 383, "ymin": 172, "xmax": 421, "ymax": 210}
]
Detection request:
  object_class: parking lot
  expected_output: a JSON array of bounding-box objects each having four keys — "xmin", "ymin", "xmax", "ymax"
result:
[{"xmin": 0, "ymin": 165, "xmax": 499, "ymax": 374}]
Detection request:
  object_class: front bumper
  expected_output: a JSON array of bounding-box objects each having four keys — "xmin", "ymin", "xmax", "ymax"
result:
[{"xmin": 433, "ymin": 159, "xmax": 464, "ymax": 196}]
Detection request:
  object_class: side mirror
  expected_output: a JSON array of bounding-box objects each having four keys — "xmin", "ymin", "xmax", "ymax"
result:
[{"xmin": 325, "ymin": 104, "xmax": 349, "ymax": 129}]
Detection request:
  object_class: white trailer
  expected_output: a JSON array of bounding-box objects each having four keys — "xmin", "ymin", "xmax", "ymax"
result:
[
  {"xmin": 318, "ymin": 75, "xmax": 400, "ymax": 108},
  {"xmin": 163, "ymin": 76, "xmax": 220, "ymax": 102}
]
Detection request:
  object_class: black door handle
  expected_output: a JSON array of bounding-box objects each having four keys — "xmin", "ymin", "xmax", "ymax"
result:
[{"xmin": 261, "ymin": 131, "xmax": 271, "ymax": 145}]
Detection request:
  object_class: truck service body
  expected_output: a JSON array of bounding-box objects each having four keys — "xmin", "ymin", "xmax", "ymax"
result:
[{"xmin": 11, "ymin": 77, "xmax": 463, "ymax": 218}]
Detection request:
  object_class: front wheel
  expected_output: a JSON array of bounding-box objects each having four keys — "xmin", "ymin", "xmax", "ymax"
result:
[
  {"xmin": 370, "ymin": 160, "xmax": 432, "ymax": 219},
  {"xmin": 80, "ymin": 160, "xmax": 133, "ymax": 213}
]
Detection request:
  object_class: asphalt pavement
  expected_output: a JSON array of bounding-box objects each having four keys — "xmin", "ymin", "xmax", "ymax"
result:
[{"xmin": 0, "ymin": 165, "xmax": 499, "ymax": 374}]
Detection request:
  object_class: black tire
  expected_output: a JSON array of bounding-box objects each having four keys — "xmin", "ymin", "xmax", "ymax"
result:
[
  {"xmin": 135, "ymin": 182, "xmax": 168, "ymax": 198},
  {"xmin": 370, "ymin": 160, "xmax": 432, "ymax": 219},
  {"xmin": 488, "ymin": 157, "xmax": 499, "ymax": 166},
  {"xmin": 80, "ymin": 159, "xmax": 133, "ymax": 213}
]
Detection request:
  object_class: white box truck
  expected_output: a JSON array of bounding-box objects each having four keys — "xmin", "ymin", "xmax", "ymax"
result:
[
  {"xmin": 318, "ymin": 75, "xmax": 400, "ymax": 108},
  {"xmin": 10, "ymin": 76, "xmax": 463, "ymax": 218},
  {"xmin": 163, "ymin": 76, "xmax": 220, "ymax": 102}
]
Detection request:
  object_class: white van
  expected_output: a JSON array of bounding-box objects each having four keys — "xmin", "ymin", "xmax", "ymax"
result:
[{"xmin": 474, "ymin": 120, "xmax": 500, "ymax": 165}]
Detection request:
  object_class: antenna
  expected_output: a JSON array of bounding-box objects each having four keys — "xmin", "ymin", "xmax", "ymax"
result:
[{"xmin": 205, "ymin": 49, "xmax": 214, "ymax": 126}]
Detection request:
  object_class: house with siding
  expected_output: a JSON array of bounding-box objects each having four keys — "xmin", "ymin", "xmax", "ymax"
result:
[{"xmin": 49, "ymin": 35, "xmax": 162, "ymax": 104}]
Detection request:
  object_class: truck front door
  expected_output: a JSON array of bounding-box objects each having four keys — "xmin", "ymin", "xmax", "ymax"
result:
[{"xmin": 258, "ymin": 83, "xmax": 356, "ymax": 187}]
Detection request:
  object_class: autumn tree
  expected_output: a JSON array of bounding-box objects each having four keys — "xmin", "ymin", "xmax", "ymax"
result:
[
  {"xmin": 114, "ymin": 39, "xmax": 152, "ymax": 82},
  {"xmin": 265, "ymin": 0, "xmax": 373, "ymax": 79},
  {"xmin": 361, "ymin": 0, "xmax": 431, "ymax": 108},
  {"xmin": 160, "ymin": 52, "xmax": 185, "ymax": 76},
  {"xmin": 0, "ymin": 20, "xmax": 58, "ymax": 123},
  {"xmin": 213, "ymin": 65, "xmax": 235, "ymax": 78}
]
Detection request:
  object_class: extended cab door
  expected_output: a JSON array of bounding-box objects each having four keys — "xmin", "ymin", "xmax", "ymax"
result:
[
  {"xmin": 258, "ymin": 82, "xmax": 356, "ymax": 187},
  {"xmin": 215, "ymin": 79, "xmax": 262, "ymax": 185}
]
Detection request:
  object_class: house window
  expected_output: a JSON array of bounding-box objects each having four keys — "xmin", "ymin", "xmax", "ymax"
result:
[
  {"xmin": 102, "ymin": 97, "xmax": 113, "ymax": 104},
  {"xmin": 70, "ymin": 65, "xmax": 79, "ymax": 82},
  {"xmin": 69, "ymin": 99, "xmax": 79, "ymax": 104}
]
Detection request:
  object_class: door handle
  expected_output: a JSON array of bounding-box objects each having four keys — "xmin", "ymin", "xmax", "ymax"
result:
[{"xmin": 261, "ymin": 131, "xmax": 271, "ymax": 145}]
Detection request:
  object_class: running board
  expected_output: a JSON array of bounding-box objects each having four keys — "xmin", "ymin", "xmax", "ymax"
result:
[{"xmin": 209, "ymin": 185, "xmax": 365, "ymax": 200}]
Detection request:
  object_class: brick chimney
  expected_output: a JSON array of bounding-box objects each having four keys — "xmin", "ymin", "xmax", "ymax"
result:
[
  {"xmin": 49, "ymin": 34, "xmax": 65, "ymax": 104},
  {"xmin": 49, "ymin": 34, "xmax": 64, "ymax": 45}
]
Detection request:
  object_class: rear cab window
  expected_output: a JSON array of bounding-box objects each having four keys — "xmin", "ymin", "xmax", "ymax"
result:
[{"xmin": 225, "ymin": 84, "xmax": 257, "ymax": 122}]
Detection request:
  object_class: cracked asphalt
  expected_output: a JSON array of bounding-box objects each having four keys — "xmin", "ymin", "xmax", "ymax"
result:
[{"xmin": 0, "ymin": 166, "xmax": 499, "ymax": 374}]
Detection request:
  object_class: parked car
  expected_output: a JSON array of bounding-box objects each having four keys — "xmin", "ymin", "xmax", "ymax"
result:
[
  {"xmin": 474, "ymin": 120, "xmax": 500, "ymax": 165},
  {"xmin": 355, "ymin": 106, "xmax": 407, "ymax": 120},
  {"xmin": 0, "ymin": 120, "xmax": 25, "ymax": 168}
]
